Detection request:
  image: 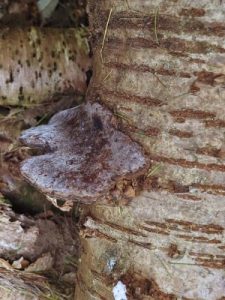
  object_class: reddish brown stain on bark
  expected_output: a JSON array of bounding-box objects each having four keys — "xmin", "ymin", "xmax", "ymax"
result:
[
  {"xmin": 142, "ymin": 219, "xmax": 223, "ymax": 239},
  {"xmin": 166, "ymin": 219, "xmax": 224, "ymax": 234},
  {"xmin": 189, "ymin": 251, "xmax": 225, "ymax": 269},
  {"xmin": 151, "ymin": 154, "xmax": 225, "ymax": 172},
  {"xmin": 139, "ymin": 224, "xmax": 169, "ymax": 236},
  {"xmin": 123, "ymin": 124, "xmax": 160, "ymax": 137},
  {"xmin": 179, "ymin": 8, "xmax": 206, "ymax": 17},
  {"xmin": 105, "ymin": 61, "xmax": 191, "ymax": 78},
  {"xmin": 169, "ymin": 129, "xmax": 193, "ymax": 138},
  {"xmin": 107, "ymin": 36, "xmax": 225, "ymax": 55},
  {"xmin": 144, "ymin": 221, "xmax": 168, "ymax": 230},
  {"xmin": 192, "ymin": 183, "xmax": 225, "ymax": 196},
  {"xmin": 167, "ymin": 243, "xmax": 182, "ymax": 258},
  {"xmin": 95, "ymin": 10, "xmax": 225, "ymax": 40},
  {"xmin": 178, "ymin": 194, "xmax": 202, "ymax": 201},
  {"xmin": 196, "ymin": 147, "xmax": 222, "ymax": 158},
  {"xmin": 205, "ymin": 119, "xmax": 225, "ymax": 128},
  {"xmin": 175, "ymin": 235, "xmax": 221, "ymax": 244},
  {"xmin": 128, "ymin": 240, "xmax": 153, "ymax": 250},
  {"xmin": 121, "ymin": 272, "xmax": 176, "ymax": 300},
  {"xmin": 96, "ymin": 87, "xmax": 164, "ymax": 107},
  {"xmin": 104, "ymin": 221, "xmax": 148, "ymax": 237},
  {"xmin": 170, "ymin": 109, "xmax": 216, "ymax": 119},
  {"xmin": 194, "ymin": 70, "xmax": 224, "ymax": 85},
  {"xmin": 81, "ymin": 228, "xmax": 117, "ymax": 243}
]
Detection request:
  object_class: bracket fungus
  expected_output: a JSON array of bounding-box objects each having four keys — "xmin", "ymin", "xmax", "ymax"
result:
[{"xmin": 20, "ymin": 102, "xmax": 148, "ymax": 204}]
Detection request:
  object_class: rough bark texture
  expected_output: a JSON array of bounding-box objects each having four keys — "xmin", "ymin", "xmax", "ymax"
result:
[
  {"xmin": 0, "ymin": 204, "xmax": 77, "ymax": 265},
  {"xmin": 0, "ymin": 268, "xmax": 50, "ymax": 300},
  {"xmin": 0, "ymin": 195, "xmax": 79, "ymax": 299},
  {"xmin": 75, "ymin": 1, "xmax": 225, "ymax": 299}
]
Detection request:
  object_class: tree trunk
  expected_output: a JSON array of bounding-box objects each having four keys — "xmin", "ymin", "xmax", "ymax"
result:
[{"xmin": 75, "ymin": 1, "xmax": 225, "ymax": 299}]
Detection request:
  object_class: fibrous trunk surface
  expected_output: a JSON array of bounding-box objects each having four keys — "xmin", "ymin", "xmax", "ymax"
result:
[{"xmin": 75, "ymin": 1, "xmax": 225, "ymax": 299}]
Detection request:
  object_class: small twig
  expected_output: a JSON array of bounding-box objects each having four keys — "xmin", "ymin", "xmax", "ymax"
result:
[
  {"xmin": 125, "ymin": 0, "xmax": 131, "ymax": 10},
  {"xmin": 114, "ymin": 112, "xmax": 130, "ymax": 122},
  {"xmin": 134, "ymin": 130, "xmax": 147, "ymax": 137},
  {"xmin": 152, "ymin": 72, "xmax": 167, "ymax": 88},
  {"xmin": 102, "ymin": 70, "xmax": 113, "ymax": 82},
  {"xmin": 174, "ymin": 92, "xmax": 191, "ymax": 99},
  {"xmin": 169, "ymin": 261, "xmax": 199, "ymax": 266},
  {"xmin": 154, "ymin": 6, "xmax": 160, "ymax": 45},
  {"xmin": 100, "ymin": 8, "xmax": 113, "ymax": 64},
  {"xmin": 154, "ymin": 253, "xmax": 172, "ymax": 278},
  {"xmin": 146, "ymin": 164, "xmax": 161, "ymax": 178},
  {"xmin": 35, "ymin": 113, "xmax": 49, "ymax": 126}
]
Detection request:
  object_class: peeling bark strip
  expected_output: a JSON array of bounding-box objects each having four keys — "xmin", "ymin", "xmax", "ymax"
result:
[
  {"xmin": 0, "ymin": 27, "xmax": 89, "ymax": 106},
  {"xmin": 20, "ymin": 103, "xmax": 148, "ymax": 203}
]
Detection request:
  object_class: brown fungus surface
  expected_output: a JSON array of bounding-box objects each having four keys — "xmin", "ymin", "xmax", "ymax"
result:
[
  {"xmin": 20, "ymin": 102, "xmax": 148, "ymax": 203},
  {"xmin": 0, "ymin": 27, "xmax": 89, "ymax": 106}
]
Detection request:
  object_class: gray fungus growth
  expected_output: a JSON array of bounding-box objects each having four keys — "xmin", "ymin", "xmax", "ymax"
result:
[{"xmin": 20, "ymin": 102, "xmax": 148, "ymax": 203}]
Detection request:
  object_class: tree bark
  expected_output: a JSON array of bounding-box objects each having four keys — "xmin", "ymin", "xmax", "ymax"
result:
[
  {"xmin": 0, "ymin": 27, "xmax": 89, "ymax": 106},
  {"xmin": 0, "ymin": 194, "xmax": 79, "ymax": 300},
  {"xmin": 75, "ymin": 1, "xmax": 225, "ymax": 299}
]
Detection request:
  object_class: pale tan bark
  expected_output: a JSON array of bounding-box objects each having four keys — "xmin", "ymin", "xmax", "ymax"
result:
[{"xmin": 75, "ymin": 1, "xmax": 225, "ymax": 299}]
